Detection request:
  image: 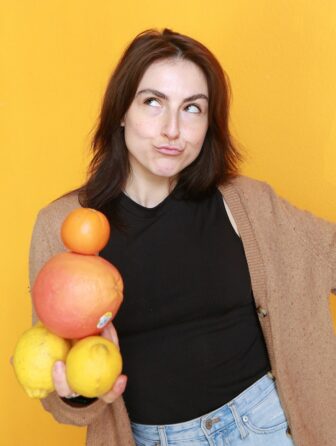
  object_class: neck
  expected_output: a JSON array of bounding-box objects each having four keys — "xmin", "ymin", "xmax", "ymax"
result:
[{"xmin": 124, "ymin": 174, "xmax": 175, "ymax": 208}]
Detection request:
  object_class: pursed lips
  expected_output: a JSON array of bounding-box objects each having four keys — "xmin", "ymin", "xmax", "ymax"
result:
[{"xmin": 154, "ymin": 145, "xmax": 184, "ymax": 155}]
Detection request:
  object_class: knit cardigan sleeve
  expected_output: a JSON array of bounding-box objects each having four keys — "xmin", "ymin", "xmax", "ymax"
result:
[
  {"xmin": 264, "ymin": 182, "xmax": 336, "ymax": 295},
  {"xmin": 29, "ymin": 206, "xmax": 108, "ymax": 426}
]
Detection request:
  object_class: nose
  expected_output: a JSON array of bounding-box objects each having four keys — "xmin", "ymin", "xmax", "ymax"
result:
[{"xmin": 161, "ymin": 109, "xmax": 180, "ymax": 142}]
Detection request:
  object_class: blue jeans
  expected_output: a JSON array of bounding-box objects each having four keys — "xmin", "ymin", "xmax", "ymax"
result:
[{"xmin": 131, "ymin": 373, "xmax": 296, "ymax": 445}]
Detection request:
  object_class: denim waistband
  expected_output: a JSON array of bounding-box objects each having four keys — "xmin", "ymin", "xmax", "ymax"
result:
[{"xmin": 131, "ymin": 372, "xmax": 276, "ymax": 440}]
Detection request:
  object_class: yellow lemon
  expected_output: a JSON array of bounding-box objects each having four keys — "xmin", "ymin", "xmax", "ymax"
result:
[
  {"xmin": 66, "ymin": 336, "xmax": 122, "ymax": 398},
  {"xmin": 13, "ymin": 323, "xmax": 71, "ymax": 398}
]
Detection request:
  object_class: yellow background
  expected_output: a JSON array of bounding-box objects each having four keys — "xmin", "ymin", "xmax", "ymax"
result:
[{"xmin": 2, "ymin": 1, "xmax": 336, "ymax": 445}]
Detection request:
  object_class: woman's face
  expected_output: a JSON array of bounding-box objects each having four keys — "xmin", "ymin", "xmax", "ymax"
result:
[{"xmin": 122, "ymin": 58, "xmax": 209, "ymax": 182}]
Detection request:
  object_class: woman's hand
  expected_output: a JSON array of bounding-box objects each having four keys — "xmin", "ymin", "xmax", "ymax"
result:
[
  {"xmin": 98, "ymin": 322, "xmax": 128, "ymax": 403},
  {"xmin": 52, "ymin": 322, "xmax": 127, "ymax": 404}
]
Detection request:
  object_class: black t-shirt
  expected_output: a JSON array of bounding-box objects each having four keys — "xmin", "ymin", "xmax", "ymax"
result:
[{"xmin": 99, "ymin": 189, "xmax": 271, "ymax": 424}]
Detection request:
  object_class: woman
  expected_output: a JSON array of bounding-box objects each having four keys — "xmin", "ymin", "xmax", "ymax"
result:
[{"xmin": 29, "ymin": 29, "xmax": 336, "ymax": 446}]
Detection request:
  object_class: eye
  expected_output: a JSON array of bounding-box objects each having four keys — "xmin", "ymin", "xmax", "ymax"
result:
[
  {"xmin": 185, "ymin": 103, "xmax": 201, "ymax": 113},
  {"xmin": 144, "ymin": 97, "xmax": 160, "ymax": 107}
]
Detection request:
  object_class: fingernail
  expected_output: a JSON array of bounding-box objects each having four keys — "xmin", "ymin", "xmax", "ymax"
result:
[
  {"xmin": 54, "ymin": 361, "xmax": 63, "ymax": 372},
  {"xmin": 117, "ymin": 377, "xmax": 127, "ymax": 392}
]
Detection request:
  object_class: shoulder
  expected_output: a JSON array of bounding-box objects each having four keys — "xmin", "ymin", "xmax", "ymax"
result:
[
  {"xmin": 219, "ymin": 175, "xmax": 277, "ymax": 212},
  {"xmin": 37, "ymin": 191, "xmax": 81, "ymax": 227},
  {"xmin": 222, "ymin": 175, "xmax": 336, "ymax": 269},
  {"xmin": 29, "ymin": 191, "xmax": 82, "ymax": 290},
  {"xmin": 221, "ymin": 174, "xmax": 323, "ymax": 227},
  {"xmin": 32, "ymin": 191, "xmax": 81, "ymax": 255},
  {"xmin": 227, "ymin": 175, "xmax": 274, "ymax": 196}
]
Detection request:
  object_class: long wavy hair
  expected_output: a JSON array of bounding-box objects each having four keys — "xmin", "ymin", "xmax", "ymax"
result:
[{"xmin": 73, "ymin": 29, "xmax": 243, "ymax": 218}]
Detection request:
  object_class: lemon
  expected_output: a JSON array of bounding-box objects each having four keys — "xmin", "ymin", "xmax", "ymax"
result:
[
  {"xmin": 13, "ymin": 323, "xmax": 71, "ymax": 398},
  {"xmin": 66, "ymin": 336, "xmax": 122, "ymax": 398}
]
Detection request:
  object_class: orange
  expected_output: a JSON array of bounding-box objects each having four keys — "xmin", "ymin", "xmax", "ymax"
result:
[
  {"xmin": 61, "ymin": 207, "xmax": 110, "ymax": 255},
  {"xmin": 33, "ymin": 252, "xmax": 123, "ymax": 339}
]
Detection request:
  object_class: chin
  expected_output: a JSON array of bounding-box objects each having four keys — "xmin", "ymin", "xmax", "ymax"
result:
[
  {"xmin": 153, "ymin": 168, "xmax": 180, "ymax": 178},
  {"xmin": 151, "ymin": 160, "xmax": 186, "ymax": 178}
]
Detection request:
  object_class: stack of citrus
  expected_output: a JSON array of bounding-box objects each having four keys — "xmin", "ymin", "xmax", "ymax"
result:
[{"xmin": 13, "ymin": 208, "xmax": 123, "ymax": 399}]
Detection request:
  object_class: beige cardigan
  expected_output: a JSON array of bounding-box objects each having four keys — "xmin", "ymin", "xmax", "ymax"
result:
[{"xmin": 29, "ymin": 175, "xmax": 336, "ymax": 446}]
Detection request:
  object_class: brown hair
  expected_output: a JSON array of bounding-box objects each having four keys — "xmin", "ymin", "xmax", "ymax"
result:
[{"xmin": 76, "ymin": 28, "xmax": 243, "ymax": 213}]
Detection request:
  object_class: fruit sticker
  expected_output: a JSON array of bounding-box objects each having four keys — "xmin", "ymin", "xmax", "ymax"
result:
[{"xmin": 97, "ymin": 312, "xmax": 113, "ymax": 329}]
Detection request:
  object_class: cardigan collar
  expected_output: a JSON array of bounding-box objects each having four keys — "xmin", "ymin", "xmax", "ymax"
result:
[{"xmin": 218, "ymin": 180, "xmax": 267, "ymax": 315}]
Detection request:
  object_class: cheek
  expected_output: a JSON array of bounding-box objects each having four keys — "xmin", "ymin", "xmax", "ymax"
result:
[
  {"xmin": 184, "ymin": 122, "xmax": 208, "ymax": 148},
  {"xmin": 125, "ymin": 119, "xmax": 157, "ymax": 143}
]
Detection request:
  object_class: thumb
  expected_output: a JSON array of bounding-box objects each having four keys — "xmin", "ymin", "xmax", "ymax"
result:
[
  {"xmin": 101, "ymin": 323, "xmax": 119, "ymax": 350},
  {"xmin": 52, "ymin": 361, "xmax": 76, "ymax": 398}
]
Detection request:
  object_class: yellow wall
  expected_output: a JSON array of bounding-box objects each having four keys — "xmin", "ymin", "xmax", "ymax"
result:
[{"xmin": 2, "ymin": 1, "xmax": 336, "ymax": 445}]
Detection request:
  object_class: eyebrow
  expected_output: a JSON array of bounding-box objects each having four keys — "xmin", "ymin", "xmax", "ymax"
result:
[{"xmin": 136, "ymin": 88, "xmax": 208, "ymax": 103}]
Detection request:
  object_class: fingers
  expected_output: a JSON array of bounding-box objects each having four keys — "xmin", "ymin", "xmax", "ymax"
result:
[
  {"xmin": 53, "ymin": 359, "xmax": 127, "ymax": 403},
  {"xmin": 52, "ymin": 326, "xmax": 122, "ymax": 402},
  {"xmin": 100, "ymin": 374, "xmax": 127, "ymax": 404},
  {"xmin": 52, "ymin": 361, "xmax": 77, "ymax": 398},
  {"xmin": 101, "ymin": 322, "xmax": 119, "ymax": 350}
]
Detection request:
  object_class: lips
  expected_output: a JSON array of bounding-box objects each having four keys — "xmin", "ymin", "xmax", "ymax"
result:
[{"xmin": 155, "ymin": 145, "xmax": 183, "ymax": 155}]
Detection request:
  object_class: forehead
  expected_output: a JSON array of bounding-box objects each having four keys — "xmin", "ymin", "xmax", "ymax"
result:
[{"xmin": 136, "ymin": 58, "xmax": 208, "ymax": 95}]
